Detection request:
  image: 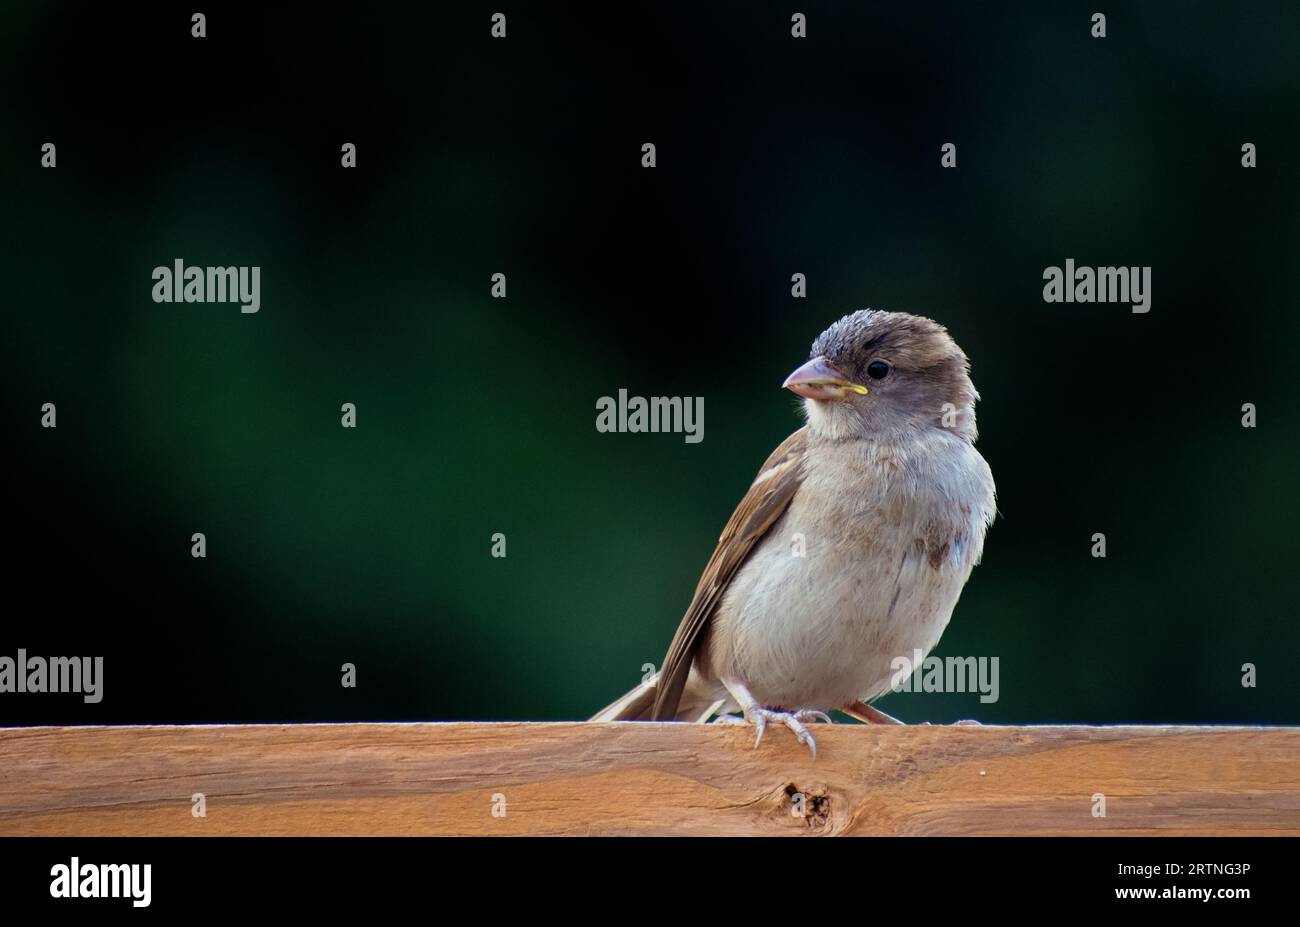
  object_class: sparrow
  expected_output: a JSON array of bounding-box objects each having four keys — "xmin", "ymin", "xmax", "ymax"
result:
[{"xmin": 591, "ymin": 309, "xmax": 996, "ymax": 756}]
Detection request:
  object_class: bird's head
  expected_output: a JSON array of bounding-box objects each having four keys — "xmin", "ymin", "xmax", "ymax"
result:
[{"xmin": 784, "ymin": 309, "xmax": 980, "ymax": 441}]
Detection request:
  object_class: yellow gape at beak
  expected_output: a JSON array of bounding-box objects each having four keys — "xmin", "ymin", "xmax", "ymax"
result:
[{"xmin": 782, "ymin": 356, "xmax": 869, "ymax": 401}]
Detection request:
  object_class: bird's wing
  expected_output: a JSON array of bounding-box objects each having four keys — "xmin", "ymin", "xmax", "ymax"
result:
[{"xmin": 650, "ymin": 427, "xmax": 809, "ymax": 720}]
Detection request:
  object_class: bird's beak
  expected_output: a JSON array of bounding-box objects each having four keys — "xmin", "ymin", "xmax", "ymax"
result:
[{"xmin": 782, "ymin": 355, "xmax": 869, "ymax": 401}]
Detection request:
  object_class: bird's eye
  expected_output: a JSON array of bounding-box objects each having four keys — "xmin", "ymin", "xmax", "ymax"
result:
[{"xmin": 866, "ymin": 360, "xmax": 891, "ymax": 380}]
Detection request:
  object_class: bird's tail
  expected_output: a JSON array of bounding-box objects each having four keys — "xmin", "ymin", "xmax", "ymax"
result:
[{"xmin": 589, "ymin": 671, "xmax": 722, "ymax": 723}]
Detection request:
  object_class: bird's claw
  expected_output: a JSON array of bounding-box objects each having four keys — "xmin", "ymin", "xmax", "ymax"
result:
[
  {"xmin": 792, "ymin": 709, "xmax": 833, "ymax": 725},
  {"xmin": 714, "ymin": 707, "xmax": 831, "ymax": 758}
]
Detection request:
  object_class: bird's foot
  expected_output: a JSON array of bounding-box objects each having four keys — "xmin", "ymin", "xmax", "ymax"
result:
[
  {"xmin": 714, "ymin": 708, "xmax": 832, "ymax": 758},
  {"xmin": 841, "ymin": 700, "xmax": 982, "ymax": 726},
  {"xmin": 843, "ymin": 701, "xmax": 904, "ymax": 724}
]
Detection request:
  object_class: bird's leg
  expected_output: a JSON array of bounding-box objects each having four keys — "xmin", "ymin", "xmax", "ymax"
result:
[
  {"xmin": 842, "ymin": 700, "xmax": 982, "ymax": 726},
  {"xmin": 692, "ymin": 698, "xmax": 728, "ymax": 723},
  {"xmin": 713, "ymin": 677, "xmax": 831, "ymax": 758},
  {"xmin": 842, "ymin": 700, "xmax": 904, "ymax": 724}
]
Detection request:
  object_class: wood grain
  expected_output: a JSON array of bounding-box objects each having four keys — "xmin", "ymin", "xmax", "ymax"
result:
[{"xmin": 1, "ymin": 723, "xmax": 1297, "ymax": 835}]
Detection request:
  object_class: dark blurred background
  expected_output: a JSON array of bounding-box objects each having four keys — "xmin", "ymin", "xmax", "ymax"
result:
[{"xmin": 2, "ymin": 2, "xmax": 1297, "ymax": 727}]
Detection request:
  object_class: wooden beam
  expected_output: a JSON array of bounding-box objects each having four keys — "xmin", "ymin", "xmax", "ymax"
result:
[{"xmin": 2, "ymin": 723, "xmax": 1297, "ymax": 836}]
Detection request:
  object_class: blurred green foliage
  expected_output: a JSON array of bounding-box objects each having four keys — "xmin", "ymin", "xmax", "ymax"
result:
[{"xmin": 2, "ymin": 2, "xmax": 1297, "ymax": 725}]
